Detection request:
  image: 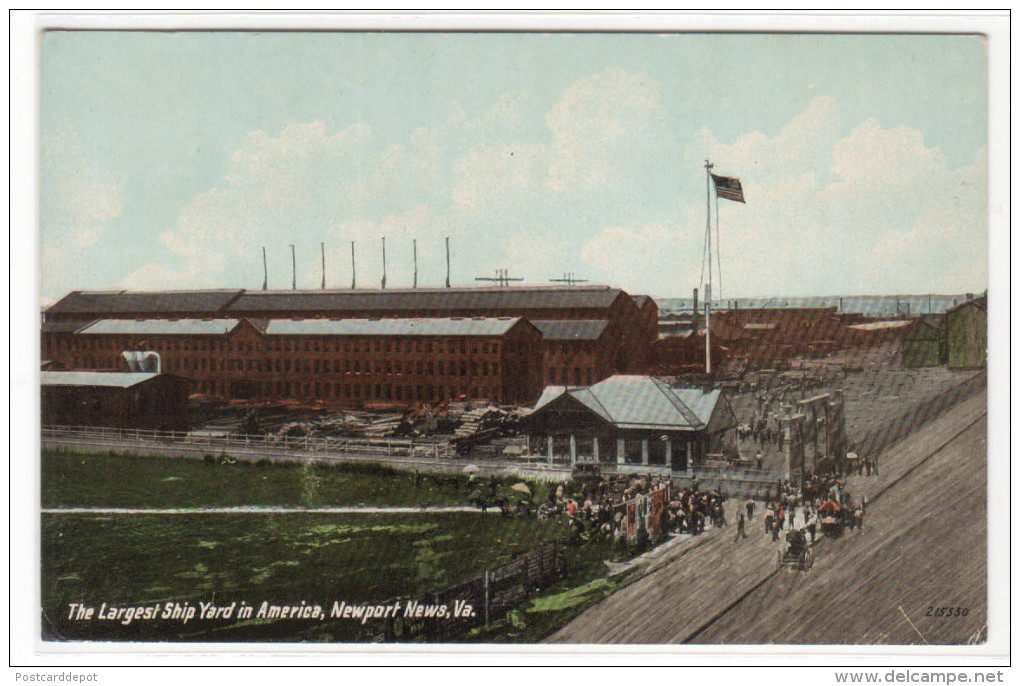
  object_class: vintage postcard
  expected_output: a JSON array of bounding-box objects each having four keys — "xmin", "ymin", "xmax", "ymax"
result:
[{"xmin": 18, "ymin": 13, "xmax": 1007, "ymax": 664}]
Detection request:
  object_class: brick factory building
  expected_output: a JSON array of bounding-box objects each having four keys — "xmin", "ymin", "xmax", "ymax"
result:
[
  {"xmin": 531, "ymin": 319, "xmax": 614, "ymax": 387},
  {"xmin": 47, "ymin": 316, "xmax": 543, "ymax": 408},
  {"xmin": 41, "ymin": 286, "xmax": 656, "ymax": 408}
]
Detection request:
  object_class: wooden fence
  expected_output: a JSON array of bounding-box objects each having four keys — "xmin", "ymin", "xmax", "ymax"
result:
[{"xmin": 373, "ymin": 542, "xmax": 563, "ymax": 642}]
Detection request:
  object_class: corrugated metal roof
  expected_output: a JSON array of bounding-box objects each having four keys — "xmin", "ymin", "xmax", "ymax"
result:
[
  {"xmin": 531, "ymin": 319, "xmax": 609, "ymax": 341},
  {"xmin": 263, "ymin": 317, "xmax": 522, "ymax": 337},
  {"xmin": 532, "ymin": 385, "xmax": 568, "ymax": 412},
  {"xmin": 47, "ymin": 289, "xmax": 244, "ymax": 314},
  {"xmin": 78, "ymin": 319, "xmax": 241, "ymax": 336},
  {"xmin": 41, "ymin": 320, "xmax": 91, "ymax": 333},
  {"xmin": 530, "ymin": 375, "xmax": 723, "ymax": 432},
  {"xmin": 41, "ymin": 371, "xmax": 161, "ymax": 388},
  {"xmin": 228, "ymin": 286, "xmax": 623, "ymax": 313},
  {"xmin": 945, "ymin": 295, "xmax": 987, "ymax": 315},
  {"xmin": 848, "ymin": 320, "xmax": 913, "ymax": 331}
]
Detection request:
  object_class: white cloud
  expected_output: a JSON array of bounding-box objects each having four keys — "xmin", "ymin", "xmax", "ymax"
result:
[
  {"xmin": 88, "ymin": 82, "xmax": 984, "ymax": 299},
  {"xmin": 690, "ymin": 96, "xmax": 841, "ymax": 184},
  {"xmin": 678, "ymin": 99, "xmax": 987, "ymax": 296},
  {"xmin": 582, "ymin": 217, "xmax": 704, "ymax": 296},
  {"xmin": 143, "ymin": 121, "xmax": 377, "ymax": 289},
  {"xmin": 546, "ymin": 67, "xmax": 665, "ymax": 193},
  {"xmin": 452, "ymin": 141, "xmax": 547, "ymax": 211},
  {"xmin": 40, "ymin": 121, "xmax": 127, "ymax": 298}
]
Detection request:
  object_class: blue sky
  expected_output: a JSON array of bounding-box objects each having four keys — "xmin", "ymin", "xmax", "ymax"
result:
[{"xmin": 39, "ymin": 31, "xmax": 989, "ymax": 302}]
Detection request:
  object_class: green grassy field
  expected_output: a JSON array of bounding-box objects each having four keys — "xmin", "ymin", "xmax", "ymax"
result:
[
  {"xmin": 40, "ymin": 449, "xmax": 620, "ymax": 643},
  {"xmin": 42, "ymin": 511, "xmax": 577, "ymax": 642},
  {"xmin": 42, "ymin": 448, "xmax": 559, "ymax": 509}
]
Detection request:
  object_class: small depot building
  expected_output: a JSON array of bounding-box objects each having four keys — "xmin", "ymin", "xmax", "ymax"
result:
[
  {"xmin": 521, "ymin": 375, "xmax": 736, "ymax": 472},
  {"xmin": 41, "ymin": 371, "xmax": 190, "ymax": 431}
]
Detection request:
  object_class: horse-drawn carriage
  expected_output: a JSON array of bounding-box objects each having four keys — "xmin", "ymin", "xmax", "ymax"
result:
[
  {"xmin": 818, "ymin": 500, "xmax": 845, "ymax": 538},
  {"xmin": 777, "ymin": 528, "xmax": 814, "ymax": 571}
]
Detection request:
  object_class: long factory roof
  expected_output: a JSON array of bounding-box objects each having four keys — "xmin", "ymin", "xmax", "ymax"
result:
[{"xmin": 47, "ymin": 286, "xmax": 631, "ymax": 316}]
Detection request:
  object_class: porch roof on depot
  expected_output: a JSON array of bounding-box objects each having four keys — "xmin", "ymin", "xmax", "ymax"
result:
[{"xmin": 527, "ymin": 375, "xmax": 734, "ymax": 433}]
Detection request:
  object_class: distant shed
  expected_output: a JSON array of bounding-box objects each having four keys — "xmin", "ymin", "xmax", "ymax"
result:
[
  {"xmin": 946, "ymin": 296, "xmax": 987, "ymax": 369},
  {"xmin": 901, "ymin": 317, "xmax": 947, "ymax": 368},
  {"xmin": 41, "ymin": 371, "xmax": 190, "ymax": 431}
]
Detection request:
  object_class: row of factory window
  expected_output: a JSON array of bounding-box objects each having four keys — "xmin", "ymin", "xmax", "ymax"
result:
[
  {"xmin": 548, "ymin": 366, "xmax": 596, "ymax": 386},
  {"xmin": 69, "ymin": 354, "xmax": 504, "ymax": 378},
  {"xmin": 191, "ymin": 379, "xmax": 504, "ymax": 403},
  {"xmin": 51, "ymin": 336, "xmax": 502, "ymax": 356}
]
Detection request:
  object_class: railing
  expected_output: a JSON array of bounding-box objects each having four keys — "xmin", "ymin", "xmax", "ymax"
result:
[
  {"xmin": 41, "ymin": 424, "xmax": 457, "ymax": 461},
  {"xmin": 374, "ymin": 542, "xmax": 563, "ymax": 642},
  {"xmin": 41, "ymin": 425, "xmax": 577, "ymax": 479}
]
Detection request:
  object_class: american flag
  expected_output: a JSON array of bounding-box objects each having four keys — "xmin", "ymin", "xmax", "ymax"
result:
[{"xmin": 711, "ymin": 173, "xmax": 745, "ymax": 203}]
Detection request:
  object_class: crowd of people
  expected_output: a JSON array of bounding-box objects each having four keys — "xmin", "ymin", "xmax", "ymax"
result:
[
  {"xmin": 753, "ymin": 470, "xmax": 867, "ymax": 550},
  {"xmin": 510, "ymin": 475, "xmax": 674, "ymax": 548},
  {"xmin": 471, "ymin": 455, "xmax": 872, "ymax": 559},
  {"xmin": 665, "ymin": 481, "xmax": 728, "ymax": 535},
  {"xmin": 736, "ymin": 418, "xmax": 786, "ymax": 452}
]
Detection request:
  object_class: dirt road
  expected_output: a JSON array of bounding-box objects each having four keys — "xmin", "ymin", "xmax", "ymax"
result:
[{"xmin": 546, "ymin": 390, "xmax": 986, "ymax": 644}]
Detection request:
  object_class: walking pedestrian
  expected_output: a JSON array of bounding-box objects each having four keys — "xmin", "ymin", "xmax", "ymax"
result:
[
  {"xmin": 764, "ymin": 503, "xmax": 775, "ymax": 535},
  {"xmin": 735, "ymin": 514, "xmax": 747, "ymax": 541},
  {"xmin": 771, "ymin": 520, "xmax": 780, "ymax": 542},
  {"xmin": 755, "ymin": 452, "xmax": 763, "ymax": 471},
  {"xmin": 777, "ymin": 505, "xmax": 786, "ymax": 533},
  {"xmin": 806, "ymin": 509, "xmax": 817, "ymax": 543},
  {"xmin": 745, "ymin": 498, "xmax": 755, "ymax": 521}
]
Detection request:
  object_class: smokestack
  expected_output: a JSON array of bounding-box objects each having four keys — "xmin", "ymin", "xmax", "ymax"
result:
[
  {"xmin": 321, "ymin": 242, "xmax": 326, "ymax": 290},
  {"xmin": 445, "ymin": 236, "xmax": 451, "ymax": 288},
  {"xmin": 290, "ymin": 244, "xmax": 296, "ymax": 290},
  {"xmin": 381, "ymin": 237, "xmax": 387, "ymax": 290},
  {"xmin": 350, "ymin": 241, "xmax": 356, "ymax": 289},
  {"xmin": 413, "ymin": 238, "xmax": 418, "ymax": 289},
  {"xmin": 261, "ymin": 247, "xmax": 268, "ymax": 290},
  {"xmin": 692, "ymin": 287, "xmax": 699, "ymax": 317}
]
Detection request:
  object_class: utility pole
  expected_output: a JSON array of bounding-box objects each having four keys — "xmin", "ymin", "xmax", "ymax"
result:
[
  {"xmin": 350, "ymin": 241, "xmax": 356, "ymax": 289},
  {"xmin": 445, "ymin": 236, "xmax": 451, "ymax": 288},
  {"xmin": 290, "ymin": 244, "xmax": 296, "ymax": 290},
  {"xmin": 704, "ymin": 159, "xmax": 714, "ymax": 375},
  {"xmin": 261, "ymin": 247, "xmax": 268, "ymax": 290},
  {"xmin": 320, "ymin": 242, "xmax": 326, "ymax": 290},
  {"xmin": 381, "ymin": 237, "xmax": 387, "ymax": 289},
  {"xmin": 549, "ymin": 273, "xmax": 588, "ymax": 285}
]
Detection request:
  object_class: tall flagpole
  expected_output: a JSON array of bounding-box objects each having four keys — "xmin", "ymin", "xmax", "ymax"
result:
[{"xmin": 704, "ymin": 159, "xmax": 714, "ymax": 375}]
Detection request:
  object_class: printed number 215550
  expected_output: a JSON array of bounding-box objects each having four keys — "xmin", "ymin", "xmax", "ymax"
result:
[{"xmin": 925, "ymin": 606, "xmax": 969, "ymax": 617}]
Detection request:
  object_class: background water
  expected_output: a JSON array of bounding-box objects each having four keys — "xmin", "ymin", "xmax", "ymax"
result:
[{"xmin": 657, "ymin": 293, "xmax": 983, "ymax": 317}]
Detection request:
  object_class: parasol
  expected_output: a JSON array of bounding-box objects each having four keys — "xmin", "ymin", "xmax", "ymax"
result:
[
  {"xmin": 461, "ymin": 464, "xmax": 479, "ymax": 474},
  {"xmin": 511, "ymin": 482, "xmax": 531, "ymax": 495}
]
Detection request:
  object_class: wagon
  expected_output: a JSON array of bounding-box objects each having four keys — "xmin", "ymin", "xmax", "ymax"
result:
[
  {"xmin": 776, "ymin": 529, "xmax": 813, "ymax": 571},
  {"xmin": 817, "ymin": 500, "xmax": 845, "ymax": 538}
]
